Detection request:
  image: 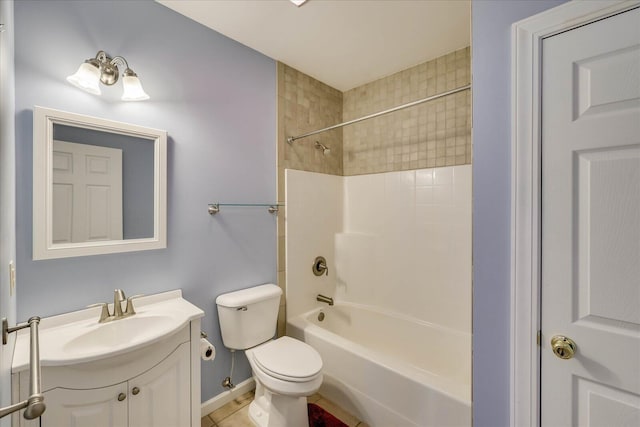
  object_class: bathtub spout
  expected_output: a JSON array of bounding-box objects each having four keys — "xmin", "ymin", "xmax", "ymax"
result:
[{"xmin": 316, "ymin": 294, "xmax": 334, "ymax": 306}]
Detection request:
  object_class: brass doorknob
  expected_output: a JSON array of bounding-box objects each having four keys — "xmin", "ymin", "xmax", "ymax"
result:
[
  {"xmin": 551, "ymin": 335, "xmax": 577, "ymax": 360},
  {"xmin": 117, "ymin": 392, "xmax": 126, "ymax": 401},
  {"xmin": 132, "ymin": 387, "xmax": 140, "ymax": 395}
]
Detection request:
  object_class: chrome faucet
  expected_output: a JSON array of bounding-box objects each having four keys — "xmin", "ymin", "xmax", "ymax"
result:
[
  {"xmin": 316, "ymin": 294, "xmax": 334, "ymax": 306},
  {"xmin": 88, "ymin": 289, "xmax": 143, "ymax": 323},
  {"xmin": 113, "ymin": 289, "xmax": 126, "ymax": 318}
]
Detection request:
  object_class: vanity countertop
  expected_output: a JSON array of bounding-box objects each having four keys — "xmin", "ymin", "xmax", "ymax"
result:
[{"xmin": 12, "ymin": 290, "xmax": 204, "ymax": 372}]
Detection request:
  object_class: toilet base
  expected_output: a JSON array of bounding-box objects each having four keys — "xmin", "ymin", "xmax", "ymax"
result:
[{"xmin": 248, "ymin": 380, "xmax": 309, "ymax": 427}]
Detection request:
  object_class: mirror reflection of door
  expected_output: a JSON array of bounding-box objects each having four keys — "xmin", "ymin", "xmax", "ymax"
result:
[
  {"xmin": 52, "ymin": 140, "xmax": 123, "ymax": 243},
  {"xmin": 52, "ymin": 124, "xmax": 156, "ymax": 241}
]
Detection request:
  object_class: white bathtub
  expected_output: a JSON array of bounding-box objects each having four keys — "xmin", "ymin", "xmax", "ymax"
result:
[{"xmin": 288, "ymin": 302, "xmax": 471, "ymax": 427}]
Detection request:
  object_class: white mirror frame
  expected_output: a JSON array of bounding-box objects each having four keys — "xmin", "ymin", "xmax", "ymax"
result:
[{"xmin": 33, "ymin": 106, "xmax": 167, "ymax": 260}]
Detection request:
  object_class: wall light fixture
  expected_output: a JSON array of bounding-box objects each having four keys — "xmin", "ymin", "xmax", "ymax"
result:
[{"xmin": 67, "ymin": 51, "xmax": 149, "ymax": 101}]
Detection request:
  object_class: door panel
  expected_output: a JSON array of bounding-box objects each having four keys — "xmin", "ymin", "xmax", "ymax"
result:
[
  {"xmin": 541, "ymin": 6, "xmax": 640, "ymax": 426},
  {"xmin": 574, "ymin": 45, "xmax": 640, "ymax": 119},
  {"xmin": 86, "ymin": 185, "xmax": 113, "ymax": 241},
  {"xmin": 576, "ymin": 377, "xmax": 640, "ymax": 427},
  {"xmin": 52, "ymin": 140, "xmax": 123, "ymax": 243},
  {"xmin": 577, "ymin": 146, "xmax": 640, "ymax": 328},
  {"xmin": 51, "ymin": 183, "xmax": 73, "ymax": 244}
]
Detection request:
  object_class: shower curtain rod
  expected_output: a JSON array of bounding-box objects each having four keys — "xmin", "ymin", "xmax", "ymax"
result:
[{"xmin": 286, "ymin": 84, "xmax": 471, "ymax": 144}]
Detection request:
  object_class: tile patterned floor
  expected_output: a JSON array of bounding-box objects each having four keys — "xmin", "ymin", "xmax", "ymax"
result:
[{"xmin": 201, "ymin": 390, "xmax": 370, "ymax": 427}]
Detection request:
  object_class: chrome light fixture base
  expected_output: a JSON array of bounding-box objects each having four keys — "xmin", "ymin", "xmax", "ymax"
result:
[
  {"xmin": 98, "ymin": 59, "xmax": 118, "ymax": 86},
  {"xmin": 67, "ymin": 50, "xmax": 149, "ymax": 101}
]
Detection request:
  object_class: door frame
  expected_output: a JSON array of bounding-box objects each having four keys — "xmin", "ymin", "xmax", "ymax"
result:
[{"xmin": 510, "ymin": 1, "xmax": 640, "ymax": 426}]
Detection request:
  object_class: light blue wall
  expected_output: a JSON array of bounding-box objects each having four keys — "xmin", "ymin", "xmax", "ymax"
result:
[
  {"xmin": 14, "ymin": 0, "xmax": 276, "ymax": 402},
  {"xmin": 0, "ymin": 1, "xmax": 16, "ymax": 423},
  {"xmin": 471, "ymin": 1, "xmax": 567, "ymax": 426}
]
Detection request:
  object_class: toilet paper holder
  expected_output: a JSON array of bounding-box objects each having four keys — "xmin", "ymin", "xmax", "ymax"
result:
[{"xmin": 200, "ymin": 333, "xmax": 216, "ymax": 361}]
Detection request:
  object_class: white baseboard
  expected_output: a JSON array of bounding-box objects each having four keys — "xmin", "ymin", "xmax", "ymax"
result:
[{"xmin": 201, "ymin": 378, "xmax": 256, "ymax": 417}]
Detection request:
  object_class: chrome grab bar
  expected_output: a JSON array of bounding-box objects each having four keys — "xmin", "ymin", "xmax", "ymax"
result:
[{"xmin": 0, "ymin": 316, "xmax": 46, "ymax": 420}]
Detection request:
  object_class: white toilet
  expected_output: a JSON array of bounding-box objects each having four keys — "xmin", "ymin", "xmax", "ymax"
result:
[{"xmin": 216, "ymin": 284, "xmax": 323, "ymax": 427}]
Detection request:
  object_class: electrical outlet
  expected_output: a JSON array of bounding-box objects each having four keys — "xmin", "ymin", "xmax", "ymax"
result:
[{"xmin": 9, "ymin": 261, "xmax": 15, "ymax": 296}]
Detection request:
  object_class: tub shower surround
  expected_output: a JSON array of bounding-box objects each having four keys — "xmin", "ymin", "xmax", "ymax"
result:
[
  {"xmin": 286, "ymin": 165, "xmax": 472, "ymax": 426},
  {"xmin": 276, "ymin": 47, "xmax": 471, "ymax": 337}
]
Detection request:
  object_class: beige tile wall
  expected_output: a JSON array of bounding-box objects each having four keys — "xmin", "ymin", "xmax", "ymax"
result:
[
  {"xmin": 276, "ymin": 48, "xmax": 471, "ymax": 333},
  {"xmin": 278, "ymin": 62, "xmax": 344, "ymax": 177},
  {"xmin": 343, "ymin": 47, "xmax": 471, "ymax": 175}
]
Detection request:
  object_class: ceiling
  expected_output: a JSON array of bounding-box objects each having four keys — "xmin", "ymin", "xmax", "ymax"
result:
[{"xmin": 157, "ymin": 0, "xmax": 470, "ymax": 92}]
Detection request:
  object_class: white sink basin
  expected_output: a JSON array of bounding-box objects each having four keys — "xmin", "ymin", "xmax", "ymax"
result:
[
  {"xmin": 63, "ymin": 315, "xmax": 177, "ymax": 354},
  {"xmin": 12, "ymin": 290, "xmax": 204, "ymax": 371}
]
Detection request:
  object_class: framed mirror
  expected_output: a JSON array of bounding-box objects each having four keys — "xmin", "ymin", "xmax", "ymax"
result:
[{"xmin": 33, "ymin": 106, "xmax": 167, "ymax": 260}]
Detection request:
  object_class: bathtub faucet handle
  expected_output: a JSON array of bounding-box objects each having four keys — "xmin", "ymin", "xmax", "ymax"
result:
[
  {"xmin": 319, "ymin": 260, "xmax": 328, "ymax": 276},
  {"xmin": 313, "ymin": 256, "xmax": 329, "ymax": 276}
]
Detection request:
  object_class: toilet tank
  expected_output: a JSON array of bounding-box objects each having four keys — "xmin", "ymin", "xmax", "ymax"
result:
[{"xmin": 216, "ymin": 284, "xmax": 282, "ymax": 350}]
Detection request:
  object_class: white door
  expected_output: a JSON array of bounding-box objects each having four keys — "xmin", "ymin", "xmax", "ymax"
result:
[
  {"xmin": 23, "ymin": 383, "xmax": 128, "ymax": 427},
  {"xmin": 52, "ymin": 140, "xmax": 123, "ymax": 243},
  {"xmin": 541, "ymin": 6, "xmax": 640, "ymax": 426},
  {"xmin": 128, "ymin": 343, "xmax": 191, "ymax": 427}
]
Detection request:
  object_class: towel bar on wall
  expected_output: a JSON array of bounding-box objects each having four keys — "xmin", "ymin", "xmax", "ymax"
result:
[
  {"xmin": 0, "ymin": 316, "xmax": 46, "ymax": 420},
  {"xmin": 208, "ymin": 203, "xmax": 282, "ymax": 215}
]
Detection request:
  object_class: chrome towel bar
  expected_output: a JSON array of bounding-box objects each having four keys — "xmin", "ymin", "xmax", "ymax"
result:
[
  {"xmin": 208, "ymin": 203, "xmax": 282, "ymax": 215},
  {"xmin": 0, "ymin": 316, "xmax": 46, "ymax": 420}
]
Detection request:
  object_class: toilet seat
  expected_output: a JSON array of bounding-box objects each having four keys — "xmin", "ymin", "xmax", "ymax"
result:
[{"xmin": 251, "ymin": 336, "xmax": 322, "ymax": 383}]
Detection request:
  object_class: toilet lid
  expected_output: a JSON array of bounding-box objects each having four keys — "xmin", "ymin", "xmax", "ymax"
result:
[{"xmin": 252, "ymin": 337, "xmax": 322, "ymax": 381}]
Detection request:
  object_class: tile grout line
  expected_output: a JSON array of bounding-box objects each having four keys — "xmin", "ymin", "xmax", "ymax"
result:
[{"xmin": 201, "ymin": 414, "xmax": 218, "ymax": 427}]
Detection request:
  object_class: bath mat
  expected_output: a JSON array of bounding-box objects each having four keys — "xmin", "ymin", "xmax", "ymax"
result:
[{"xmin": 307, "ymin": 403, "xmax": 349, "ymax": 427}]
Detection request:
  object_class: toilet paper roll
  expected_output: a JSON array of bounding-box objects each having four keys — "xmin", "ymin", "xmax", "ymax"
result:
[{"xmin": 200, "ymin": 338, "xmax": 216, "ymax": 361}]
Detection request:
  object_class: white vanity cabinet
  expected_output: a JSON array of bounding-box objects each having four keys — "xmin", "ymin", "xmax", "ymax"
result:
[
  {"xmin": 27, "ymin": 383, "xmax": 128, "ymax": 427},
  {"xmin": 11, "ymin": 291, "xmax": 204, "ymax": 427},
  {"xmin": 19, "ymin": 342, "xmax": 190, "ymax": 427},
  {"xmin": 129, "ymin": 342, "xmax": 190, "ymax": 427}
]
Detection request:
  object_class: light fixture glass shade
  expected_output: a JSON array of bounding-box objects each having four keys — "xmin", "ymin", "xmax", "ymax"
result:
[
  {"xmin": 66, "ymin": 62, "xmax": 101, "ymax": 95},
  {"xmin": 121, "ymin": 75, "xmax": 150, "ymax": 101},
  {"xmin": 290, "ymin": 0, "xmax": 308, "ymax": 6}
]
